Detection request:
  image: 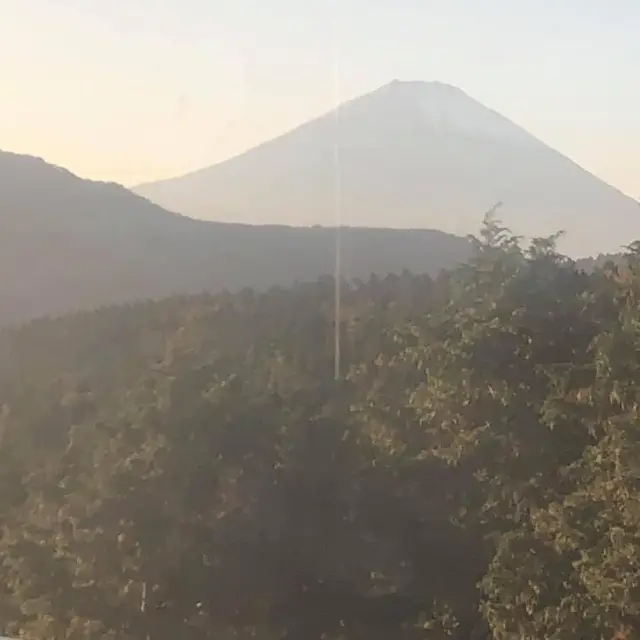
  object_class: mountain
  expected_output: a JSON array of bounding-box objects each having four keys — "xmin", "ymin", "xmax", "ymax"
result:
[
  {"xmin": 0, "ymin": 150, "xmax": 469, "ymax": 325},
  {"xmin": 134, "ymin": 80, "xmax": 640, "ymax": 257}
]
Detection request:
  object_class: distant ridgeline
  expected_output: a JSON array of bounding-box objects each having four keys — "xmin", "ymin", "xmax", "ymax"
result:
[
  {"xmin": 1, "ymin": 218, "xmax": 640, "ymax": 639},
  {"xmin": 3, "ymin": 78, "xmax": 640, "ymax": 327},
  {"xmin": 0, "ymin": 151, "xmax": 472, "ymax": 326}
]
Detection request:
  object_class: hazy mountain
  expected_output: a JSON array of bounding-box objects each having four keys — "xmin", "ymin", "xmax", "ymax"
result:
[
  {"xmin": 0, "ymin": 150, "xmax": 469, "ymax": 325},
  {"xmin": 135, "ymin": 80, "xmax": 640, "ymax": 257}
]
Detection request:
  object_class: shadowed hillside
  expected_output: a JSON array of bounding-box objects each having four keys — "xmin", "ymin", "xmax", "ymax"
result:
[{"xmin": 0, "ymin": 150, "xmax": 469, "ymax": 325}]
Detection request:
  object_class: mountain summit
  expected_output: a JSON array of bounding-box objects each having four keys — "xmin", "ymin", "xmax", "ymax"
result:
[{"xmin": 135, "ymin": 80, "xmax": 640, "ymax": 257}]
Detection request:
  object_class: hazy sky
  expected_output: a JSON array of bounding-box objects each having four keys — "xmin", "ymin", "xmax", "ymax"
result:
[{"xmin": 1, "ymin": 0, "xmax": 638, "ymax": 196}]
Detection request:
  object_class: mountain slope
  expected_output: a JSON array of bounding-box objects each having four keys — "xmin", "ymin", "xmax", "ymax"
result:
[
  {"xmin": 134, "ymin": 80, "xmax": 640, "ymax": 257},
  {"xmin": 0, "ymin": 150, "xmax": 469, "ymax": 325}
]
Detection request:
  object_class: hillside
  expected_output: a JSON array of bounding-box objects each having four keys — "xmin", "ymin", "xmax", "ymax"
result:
[
  {"xmin": 135, "ymin": 80, "xmax": 640, "ymax": 257},
  {"xmin": 1, "ymin": 222, "xmax": 640, "ymax": 638},
  {"xmin": 0, "ymin": 150, "xmax": 469, "ymax": 325}
]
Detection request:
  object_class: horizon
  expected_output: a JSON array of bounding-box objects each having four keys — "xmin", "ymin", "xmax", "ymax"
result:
[{"xmin": 1, "ymin": 0, "xmax": 638, "ymax": 200}]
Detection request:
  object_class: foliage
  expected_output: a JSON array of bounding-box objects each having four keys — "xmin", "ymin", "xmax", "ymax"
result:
[{"xmin": 0, "ymin": 217, "xmax": 639, "ymax": 639}]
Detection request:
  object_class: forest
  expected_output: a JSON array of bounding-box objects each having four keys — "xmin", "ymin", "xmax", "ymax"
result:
[{"xmin": 1, "ymin": 216, "xmax": 639, "ymax": 639}]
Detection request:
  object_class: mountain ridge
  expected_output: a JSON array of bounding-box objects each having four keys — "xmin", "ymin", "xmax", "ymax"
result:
[
  {"xmin": 0, "ymin": 148, "xmax": 471, "ymax": 325},
  {"xmin": 134, "ymin": 80, "xmax": 640, "ymax": 257},
  {"xmin": 151, "ymin": 79, "xmax": 632, "ymax": 201}
]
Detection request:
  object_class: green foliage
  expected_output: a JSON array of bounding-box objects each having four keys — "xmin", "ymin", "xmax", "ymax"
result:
[{"xmin": 1, "ymin": 218, "xmax": 640, "ymax": 639}]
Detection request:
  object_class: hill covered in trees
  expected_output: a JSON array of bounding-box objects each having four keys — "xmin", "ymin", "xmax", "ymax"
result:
[
  {"xmin": 0, "ymin": 149, "xmax": 469, "ymax": 326},
  {"xmin": 1, "ymin": 218, "xmax": 640, "ymax": 639}
]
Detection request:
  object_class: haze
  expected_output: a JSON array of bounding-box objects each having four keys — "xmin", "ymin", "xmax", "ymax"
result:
[{"xmin": 1, "ymin": 0, "xmax": 638, "ymax": 202}]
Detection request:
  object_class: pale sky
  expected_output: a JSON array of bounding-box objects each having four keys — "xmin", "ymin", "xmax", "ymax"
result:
[{"xmin": 1, "ymin": 0, "xmax": 638, "ymax": 197}]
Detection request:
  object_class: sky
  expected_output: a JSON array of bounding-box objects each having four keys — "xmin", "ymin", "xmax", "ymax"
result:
[{"xmin": 0, "ymin": 0, "xmax": 638, "ymax": 197}]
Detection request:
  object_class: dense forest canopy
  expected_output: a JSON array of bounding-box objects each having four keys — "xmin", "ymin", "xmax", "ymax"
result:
[{"xmin": 1, "ymin": 216, "xmax": 639, "ymax": 639}]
